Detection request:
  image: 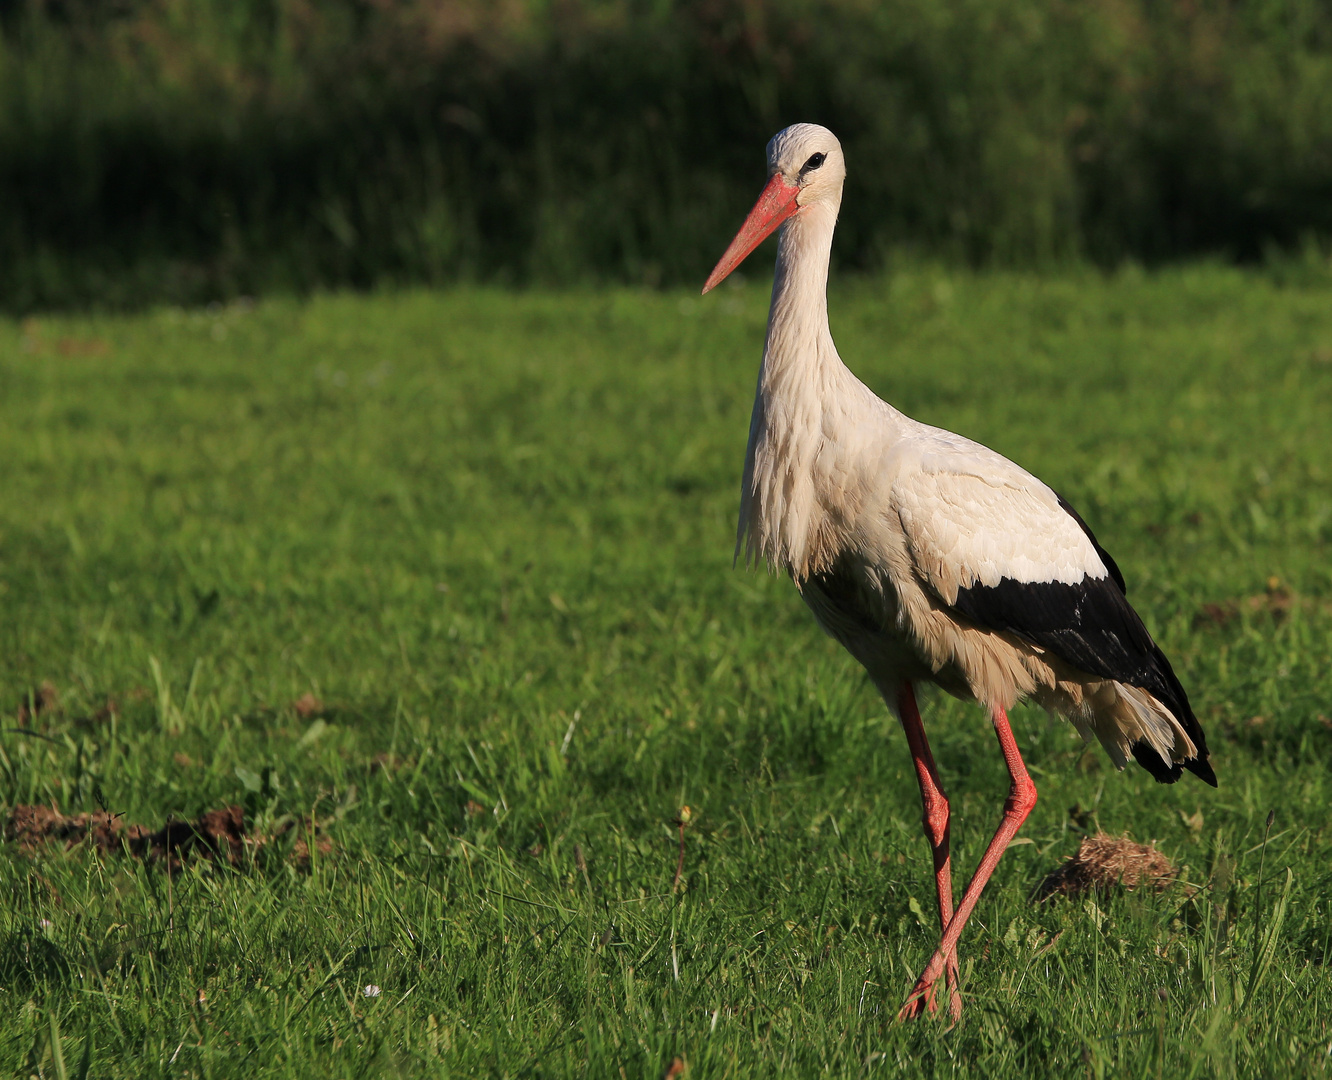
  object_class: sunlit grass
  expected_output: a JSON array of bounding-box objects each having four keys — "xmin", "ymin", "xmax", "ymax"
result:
[{"xmin": 1, "ymin": 267, "xmax": 1330, "ymax": 1077}]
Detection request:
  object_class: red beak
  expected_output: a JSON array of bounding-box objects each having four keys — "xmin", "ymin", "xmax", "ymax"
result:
[{"xmin": 701, "ymin": 174, "xmax": 801, "ymax": 294}]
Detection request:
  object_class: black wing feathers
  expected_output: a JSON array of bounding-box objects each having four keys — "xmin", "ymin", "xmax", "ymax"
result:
[
  {"xmin": 1055, "ymin": 493, "xmax": 1127, "ymax": 594},
  {"xmin": 950, "ymin": 497, "xmax": 1215, "ymax": 787}
]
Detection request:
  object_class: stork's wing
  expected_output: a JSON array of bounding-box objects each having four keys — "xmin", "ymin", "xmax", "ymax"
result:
[
  {"xmin": 892, "ymin": 438, "xmax": 1215, "ymax": 786},
  {"xmin": 893, "ymin": 445, "xmax": 1115, "ymax": 604}
]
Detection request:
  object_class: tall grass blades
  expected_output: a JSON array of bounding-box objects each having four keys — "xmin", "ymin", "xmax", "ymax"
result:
[{"xmin": 1, "ymin": 271, "xmax": 1330, "ymax": 1075}]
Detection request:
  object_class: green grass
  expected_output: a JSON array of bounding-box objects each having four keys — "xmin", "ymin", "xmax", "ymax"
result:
[{"xmin": 1, "ymin": 266, "xmax": 1330, "ymax": 1077}]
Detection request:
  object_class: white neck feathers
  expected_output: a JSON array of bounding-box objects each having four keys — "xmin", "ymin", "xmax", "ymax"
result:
[{"xmin": 736, "ymin": 200, "xmax": 885, "ymax": 579}]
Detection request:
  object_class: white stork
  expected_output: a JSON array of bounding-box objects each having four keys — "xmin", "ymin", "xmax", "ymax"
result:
[{"xmin": 702, "ymin": 124, "xmax": 1215, "ymax": 1021}]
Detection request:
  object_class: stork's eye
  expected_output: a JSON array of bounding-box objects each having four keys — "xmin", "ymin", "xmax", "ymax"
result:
[{"xmin": 803, "ymin": 152, "xmax": 827, "ymax": 172}]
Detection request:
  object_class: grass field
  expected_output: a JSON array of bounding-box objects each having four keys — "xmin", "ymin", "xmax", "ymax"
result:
[{"xmin": 1, "ymin": 266, "xmax": 1330, "ymax": 1077}]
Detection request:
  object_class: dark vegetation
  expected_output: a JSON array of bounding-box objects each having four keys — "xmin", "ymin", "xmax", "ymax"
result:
[{"xmin": 6, "ymin": 0, "xmax": 1332, "ymax": 311}]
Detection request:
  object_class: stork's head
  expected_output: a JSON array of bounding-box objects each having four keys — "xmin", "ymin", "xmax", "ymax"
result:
[{"xmin": 702, "ymin": 123, "xmax": 844, "ymax": 294}]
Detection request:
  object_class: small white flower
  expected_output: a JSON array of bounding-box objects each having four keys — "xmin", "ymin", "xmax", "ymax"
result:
[
  {"xmin": 363, "ymin": 984, "xmax": 381, "ymax": 998},
  {"xmin": 39, "ymin": 919, "xmax": 53, "ymax": 931}
]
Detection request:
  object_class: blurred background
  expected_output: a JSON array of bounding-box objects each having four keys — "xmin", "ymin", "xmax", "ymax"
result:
[{"xmin": 4, "ymin": 0, "xmax": 1332, "ymax": 312}]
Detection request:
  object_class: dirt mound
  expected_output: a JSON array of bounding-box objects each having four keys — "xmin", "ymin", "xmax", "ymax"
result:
[
  {"xmin": 5, "ymin": 803, "xmax": 328, "ymax": 874},
  {"xmin": 1035, "ymin": 833, "xmax": 1175, "ymax": 901}
]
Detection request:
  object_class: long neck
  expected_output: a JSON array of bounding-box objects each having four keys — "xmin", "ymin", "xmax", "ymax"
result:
[
  {"xmin": 738, "ymin": 198, "xmax": 865, "ymax": 576},
  {"xmin": 764, "ymin": 200, "xmax": 839, "ymax": 384}
]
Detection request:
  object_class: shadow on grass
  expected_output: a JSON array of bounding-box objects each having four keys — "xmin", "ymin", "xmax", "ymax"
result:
[{"xmin": 0, "ymin": 930, "xmax": 75, "ymax": 992}]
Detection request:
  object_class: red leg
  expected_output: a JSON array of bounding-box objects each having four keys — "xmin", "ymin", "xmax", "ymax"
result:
[
  {"xmin": 894, "ymin": 681, "xmax": 962, "ymax": 1020},
  {"xmin": 898, "ymin": 704, "xmax": 1037, "ymax": 1022}
]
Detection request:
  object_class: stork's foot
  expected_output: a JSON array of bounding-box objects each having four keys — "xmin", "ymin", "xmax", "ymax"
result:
[
  {"xmin": 944, "ymin": 959, "xmax": 962, "ymax": 1021},
  {"xmin": 897, "ymin": 956, "xmax": 961, "ymax": 1022},
  {"xmin": 896, "ymin": 980, "xmax": 936, "ymax": 1021}
]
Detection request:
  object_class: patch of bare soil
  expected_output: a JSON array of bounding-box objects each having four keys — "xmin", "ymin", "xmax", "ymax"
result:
[
  {"xmin": 15, "ymin": 682, "xmax": 59, "ymax": 725},
  {"xmin": 1034, "ymin": 832, "xmax": 1175, "ymax": 901},
  {"xmin": 1194, "ymin": 578, "xmax": 1321, "ymax": 628},
  {"xmin": 293, "ymin": 693, "xmax": 326, "ymax": 718},
  {"xmin": 4, "ymin": 803, "xmax": 331, "ymax": 874}
]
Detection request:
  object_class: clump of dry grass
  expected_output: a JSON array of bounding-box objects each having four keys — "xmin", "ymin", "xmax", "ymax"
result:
[{"xmin": 1035, "ymin": 833, "xmax": 1175, "ymax": 901}]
